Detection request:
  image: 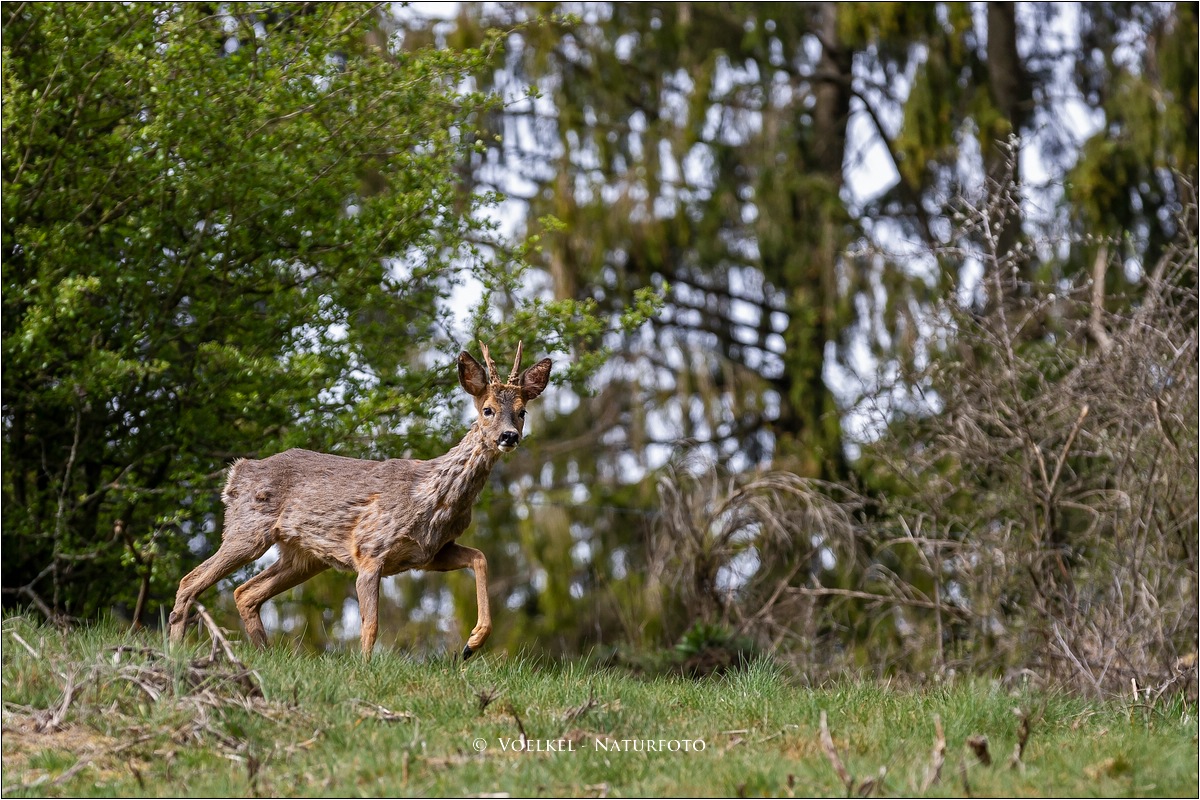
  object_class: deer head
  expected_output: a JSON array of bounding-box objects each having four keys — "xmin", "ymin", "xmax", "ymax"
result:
[{"xmin": 457, "ymin": 341, "xmax": 552, "ymax": 453}]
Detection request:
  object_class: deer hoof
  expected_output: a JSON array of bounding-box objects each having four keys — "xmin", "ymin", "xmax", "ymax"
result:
[{"xmin": 462, "ymin": 643, "xmax": 475, "ymax": 661}]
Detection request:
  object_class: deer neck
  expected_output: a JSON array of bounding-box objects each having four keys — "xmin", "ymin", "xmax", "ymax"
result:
[{"xmin": 422, "ymin": 423, "xmax": 502, "ymax": 512}]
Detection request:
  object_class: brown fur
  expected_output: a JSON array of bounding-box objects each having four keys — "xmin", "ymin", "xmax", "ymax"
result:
[{"xmin": 168, "ymin": 343, "xmax": 552, "ymax": 659}]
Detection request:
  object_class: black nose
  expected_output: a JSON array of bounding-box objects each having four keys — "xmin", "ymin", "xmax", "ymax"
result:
[{"xmin": 498, "ymin": 431, "xmax": 519, "ymax": 447}]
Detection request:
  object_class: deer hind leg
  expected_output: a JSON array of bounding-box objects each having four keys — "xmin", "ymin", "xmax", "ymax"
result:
[
  {"xmin": 425, "ymin": 543, "xmax": 491, "ymax": 660},
  {"xmin": 233, "ymin": 545, "xmax": 328, "ymax": 647},
  {"xmin": 355, "ymin": 567, "xmax": 383, "ymax": 660},
  {"xmin": 168, "ymin": 530, "xmax": 272, "ymax": 643}
]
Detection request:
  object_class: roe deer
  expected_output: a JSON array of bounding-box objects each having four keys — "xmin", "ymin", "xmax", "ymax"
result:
[{"xmin": 168, "ymin": 342, "xmax": 551, "ymax": 659}]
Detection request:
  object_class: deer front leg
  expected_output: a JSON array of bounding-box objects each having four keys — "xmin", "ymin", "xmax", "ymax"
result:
[
  {"xmin": 355, "ymin": 567, "xmax": 382, "ymax": 659},
  {"xmin": 425, "ymin": 542, "xmax": 491, "ymax": 660}
]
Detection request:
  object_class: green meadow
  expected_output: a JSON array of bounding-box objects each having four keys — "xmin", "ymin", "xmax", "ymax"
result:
[{"xmin": 2, "ymin": 616, "xmax": 1195, "ymax": 797}]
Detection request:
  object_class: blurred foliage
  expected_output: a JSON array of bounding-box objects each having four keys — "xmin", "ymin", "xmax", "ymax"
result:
[
  {"xmin": 848, "ymin": 196, "xmax": 1198, "ymax": 692},
  {"xmin": 421, "ymin": 1, "xmax": 1197, "ymax": 667}
]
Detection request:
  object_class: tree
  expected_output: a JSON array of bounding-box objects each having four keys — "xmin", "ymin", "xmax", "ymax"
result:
[
  {"xmin": 1, "ymin": 3, "xmax": 610, "ymax": 625},
  {"xmin": 423, "ymin": 2, "xmax": 1197, "ymax": 655}
]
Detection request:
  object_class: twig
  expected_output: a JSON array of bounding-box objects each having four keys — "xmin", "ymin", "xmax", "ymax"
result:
[
  {"xmin": 1089, "ymin": 242, "xmax": 1113, "ymax": 355},
  {"xmin": 856, "ymin": 766, "xmax": 886, "ymax": 797},
  {"xmin": 788, "ymin": 586, "xmax": 969, "ymax": 615},
  {"xmin": 476, "ymin": 687, "xmax": 500, "ymax": 713},
  {"xmin": 1008, "ymin": 709, "xmax": 1030, "ymax": 771},
  {"xmin": 818, "ymin": 710, "xmax": 853, "ymax": 792},
  {"xmin": 1149, "ymin": 653, "xmax": 1198, "ymax": 705},
  {"xmin": 38, "ymin": 669, "xmax": 89, "ymax": 732},
  {"xmin": 1050, "ymin": 622, "xmax": 1104, "ymax": 695},
  {"xmin": 562, "ymin": 691, "xmax": 598, "ymax": 725},
  {"xmin": 130, "ymin": 559, "xmax": 153, "ymax": 632},
  {"xmin": 107, "ymin": 645, "xmax": 164, "ymax": 662},
  {"xmin": 921, "ymin": 714, "xmax": 947, "ymax": 791},
  {"xmin": 505, "ymin": 702, "xmax": 529, "ymax": 748},
  {"xmin": 350, "ymin": 698, "xmax": 417, "ymax": 723},
  {"xmin": 193, "ymin": 603, "xmax": 241, "ymax": 666},
  {"xmin": 734, "ymin": 559, "xmax": 805, "ymax": 639},
  {"xmin": 5, "ymin": 585, "xmax": 64, "ymax": 628},
  {"xmin": 10, "ymin": 631, "xmax": 40, "ymax": 659},
  {"xmin": 50, "ymin": 398, "xmax": 85, "ymax": 613},
  {"xmin": 55, "ymin": 733, "xmax": 156, "ymax": 787},
  {"xmin": 1047, "ymin": 404, "xmax": 1089, "ymax": 494},
  {"xmin": 120, "ymin": 671, "xmax": 163, "ymax": 702}
]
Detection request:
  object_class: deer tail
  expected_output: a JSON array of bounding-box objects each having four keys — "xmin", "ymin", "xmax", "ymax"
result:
[{"xmin": 222, "ymin": 458, "xmax": 247, "ymax": 504}]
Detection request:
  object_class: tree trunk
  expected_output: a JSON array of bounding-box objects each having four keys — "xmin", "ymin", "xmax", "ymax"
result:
[
  {"xmin": 770, "ymin": 3, "xmax": 851, "ymax": 480},
  {"xmin": 984, "ymin": 2, "xmax": 1033, "ymax": 285}
]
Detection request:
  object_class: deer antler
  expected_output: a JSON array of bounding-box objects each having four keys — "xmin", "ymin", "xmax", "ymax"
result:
[
  {"xmin": 507, "ymin": 341, "xmax": 524, "ymax": 384},
  {"xmin": 478, "ymin": 340, "xmax": 502, "ymax": 385}
]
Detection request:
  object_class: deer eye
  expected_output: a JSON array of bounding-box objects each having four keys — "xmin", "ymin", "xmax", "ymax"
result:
[
  {"xmin": 482, "ymin": 407, "xmax": 495, "ymax": 418},
  {"xmin": 518, "ymin": 409, "xmax": 527, "ymax": 419}
]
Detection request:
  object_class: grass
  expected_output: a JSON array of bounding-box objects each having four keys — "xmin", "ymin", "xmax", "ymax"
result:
[{"xmin": 2, "ymin": 615, "xmax": 1196, "ymax": 797}]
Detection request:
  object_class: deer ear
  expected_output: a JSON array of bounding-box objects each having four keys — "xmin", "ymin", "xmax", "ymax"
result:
[
  {"xmin": 458, "ymin": 351, "xmax": 489, "ymax": 397},
  {"xmin": 519, "ymin": 358, "xmax": 552, "ymax": 401}
]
